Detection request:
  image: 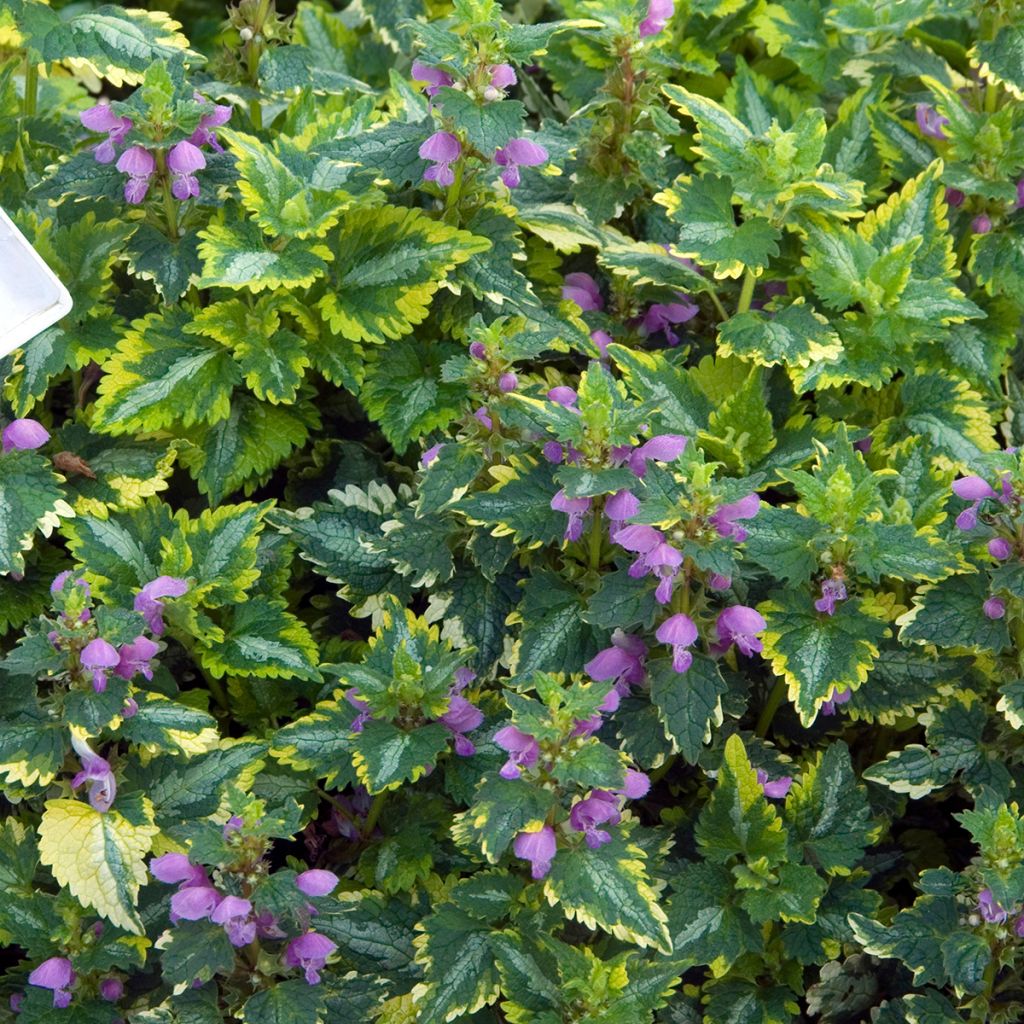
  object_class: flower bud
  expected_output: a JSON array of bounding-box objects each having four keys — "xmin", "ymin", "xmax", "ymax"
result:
[
  {"xmin": 239, "ymin": 26, "xmax": 253, "ymax": 41},
  {"xmin": 988, "ymin": 537, "xmax": 1013, "ymax": 560},
  {"xmin": 498, "ymin": 372, "xmax": 517, "ymax": 393}
]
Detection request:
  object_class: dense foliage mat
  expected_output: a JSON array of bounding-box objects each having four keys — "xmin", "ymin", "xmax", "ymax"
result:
[{"xmin": 2, "ymin": 0, "xmax": 1024, "ymax": 1020}]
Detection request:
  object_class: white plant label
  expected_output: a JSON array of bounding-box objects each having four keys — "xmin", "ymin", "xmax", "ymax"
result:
[{"xmin": 0, "ymin": 206, "xmax": 73, "ymax": 360}]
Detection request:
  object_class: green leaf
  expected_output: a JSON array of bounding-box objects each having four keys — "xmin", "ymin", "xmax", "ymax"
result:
[
  {"xmin": 695, "ymin": 734, "xmax": 787, "ymax": 867},
  {"xmin": 0, "ymin": 713, "xmax": 66, "ymax": 789},
  {"xmin": 742, "ymin": 507, "xmax": 821, "ymax": 583},
  {"xmin": 718, "ymin": 299, "xmax": 841, "ymax": 370},
  {"xmin": 123, "ymin": 223, "xmax": 202, "ymax": 302},
  {"xmin": 740, "ymin": 861, "xmax": 826, "ymax": 924},
  {"xmin": 607, "ymin": 345, "xmax": 710, "ymax": 437},
  {"xmin": 93, "ymin": 309, "xmax": 242, "ymax": 436},
  {"xmin": 436, "ymin": 89, "xmax": 526, "ymax": 153},
  {"xmin": 649, "ymin": 654, "xmax": 726, "ymax": 764},
  {"xmin": 850, "ymin": 522, "xmax": 958, "ymax": 583},
  {"xmin": 760, "ymin": 592, "xmax": 889, "ymax": 725},
  {"xmin": 454, "ymin": 773, "xmax": 558, "ymax": 863},
  {"xmin": 318, "ymin": 205, "xmax": 489, "ymax": 344},
  {"xmin": 784, "ymin": 742, "xmax": 879, "ymax": 875},
  {"xmin": 159, "ymin": 920, "xmax": 236, "ymax": 987},
  {"xmin": 37, "ymin": 797, "xmax": 158, "ymax": 934},
  {"xmin": 971, "ymin": 27, "xmax": 1024, "ymax": 103},
  {"xmin": 543, "ymin": 831, "xmax": 671, "ymax": 953},
  {"xmin": 271, "ymin": 696, "xmax": 359, "ymax": 787},
  {"xmin": 241, "ymin": 980, "xmax": 327, "ymax": 1024},
  {"xmin": 197, "ymin": 217, "xmax": 332, "ymax": 293},
  {"xmin": 457, "ymin": 458, "xmax": 565, "ymax": 547},
  {"xmin": 898, "ymin": 573, "xmax": 1010, "ymax": 652},
  {"xmin": 0, "ymin": 450, "xmax": 73, "ymax": 576},
  {"xmin": 351, "ymin": 720, "xmax": 450, "ymax": 794}
]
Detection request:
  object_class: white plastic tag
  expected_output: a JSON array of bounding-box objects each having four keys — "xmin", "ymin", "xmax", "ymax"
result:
[{"xmin": 0, "ymin": 206, "xmax": 73, "ymax": 359}]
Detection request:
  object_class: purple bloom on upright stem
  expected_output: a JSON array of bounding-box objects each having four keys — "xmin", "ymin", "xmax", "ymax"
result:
[
  {"xmin": 628, "ymin": 434, "xmax": 687, "ymax": 477},
  {"xmin": 411, "ymin": 61, "xmax": 454, "ymax": 98},
  {"xmin": 756, "ymin": 768, "xmax": 792, "ymax": 799},
  {"xmin": 474, "ymin": 406, "xmax": 494, "ymax": 430},
  {"xmin": 547, "ymin": 386, "xmax": 579, "ymax": 410},
  {"xmin": 134, "ymin": 576, "xmax": 189, "ymax": 636},
  {"xmin": 1016, "ymin": 179, "xmax": 1024, "ymax": 210},
  {"xmin": 605, "ymin": 489, "xmax": 640, "ymax": 537},
  {"xmin": 615, "ymin": 523, "xmax": 665, "ymax": 578},
  {"xmin": 167, "ymin": 141, "xmax": 206, "ymax": 200},
  {"xmin": 513, "ymin": 825, "xmax": 557, "ymax": 879},
  {"xmin": 585, "ymin": 631, "xmax": 647, "ymax": 692},
  {"xmin": 421, "ymin": 443, "xmax": 443, "ymax": 468},
  {"xmin": 656, "ymin": 613, "xmax": 699, "ymax": 672},
  {"xmin": 488, "ymin": 64, "xmax": 517, "ymax": 90},
  {"xmin": 170, "ymin": 885, "xmax": 221, "ymax": 922},
  {"xmin": 296, "ymin": 870, "xmax": 339, "ymax": 898},
  {"xmin": 223, "ymin": 815, "xmax": 244, "ymax": 838},
  {"xmin": 2, "ymin": 418, "xmax": 49, "ymax": 453},
  {"xmin": 710, "ymin": 493, "xmax": 760, "ymax": 542},
  {"xmin": 498, "ymin": 371, "xmax": 518, "ymax": 393},
  {"xmin": 984, "ymin": 596, "xmax": 1006, "ymax": 620},
  {"xmin": 945, "ymin": 187, "xmax": 965, "ymax": 208},
  {"xmin": 641, "ymin": 294, "xmax": 698, "ymax": 345},
  {"xmin": 562, "ymin": 272, "xmax": 603, "ymax": 311},
  {"xmin": 707, "ymin": 573, "xmax": 731, "ymax": 591},
  {"xmin": 211, "ymin": 895, "xmax": 255, "ymax": 946},
  {"xmin": 639, "ymin": 0, "xmax": 674, "ymax": 37},
  {"xmin": 978, "ymin": 888, "xmax": 1008, "ymax": 924},
  {"xmin": 570, "ymin": 792, "xmax": 621, "ymax": 848},
  {"xmin": 80, "ymin": 638, "xmax": 119, "ymax": 694},
  {"xmin": 494, "ymin": 725, "xmax": 539, "ymax": 779},
  {"xmin": 115, "ymin": 146, "xmax": 156, "ymax": 205},
  {"xmin": 820, "ymin": 685, "xmax": 852, "ymax": 717},
  {"xmin": 80, "ymin": 103, "xmax": 133, "ymax": 163},
  {"xmin": 285, "ymin": 932, "xmax": 337, "ymax": 984},
  {"xmin": 591, "ymin": 329, "xmax": 613, "ymax": 358},
  {"xmin": 189, "ymin": 99, "xmax": 232, "ymax": 152},
  {"xmin": 715, "ymin": 605, "xmax": 767, "ymax": 656},
  {"xmin": 28, "ymin": 957, "xmax": 75, "ymax": 1009},
  {"xmin": 621, "ymin": 768, "xmax": 650, "ymax": 799},
  {"xmin": 420, "ymin": 131, "xmax": 461, "ymax": 187},
  {"xmin": 99, "ymin": 978, "xmax": 123, "ymax": 1002},
  {"xmin": 972, "ymin": 213, "xmax": 992, "ymax": 235},
  {"xmin": 648, "ymin": 542, "xmax": 683, "ymax": 604},
  {"xmin": 115, "ymin": 635, "xmax": 160, "ymax": 681},
  {"xmin": 814, "ymin": 578, "xmax": 847, "ymax": 616},
  {"xmin": 989, "ymin": 537, "xmax": 1013, "ymax": 560},
  {"xmin": 150, "ymin": 852, "xmax": 206, "ymax": 887},
  {"xmin": 440, "ymin": 694, "xmax": 484, "ymax": 756},
  {"xmin": 952, "ymin": 475, "xmax": 999, "ymax": 531},
  {"xmin": 551, "ymin": 489, "xmax": 592, "ymax": 542},
  {"xmin": 494, "ymin": 138, "xmax": 548, "ymax": 189},
  {"xmin": 70, "ymin": 733, "xmax": 117, "ymax": 812},
  {"xmin": 915, "ymin": 103, "xmax": 948, "ymax": 140}
]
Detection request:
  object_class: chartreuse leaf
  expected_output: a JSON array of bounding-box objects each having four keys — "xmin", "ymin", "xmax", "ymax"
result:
[
  {"xmin": 759, "ymin": 593, "xmax": 889, "ymax": 725},
  {"xmin": 318, "ymin": 205, "xmax": 489, "ymax": 344},
  {"xmin": 971, "ymin": 27, "xmax": 1024, "ymax": 101},
  {"xmin": 648, "ymin": 654, "xmax": 726, "ymax": 764},
  {"xmin": 956, "ymin": 803, "xmax": 1024, "ymax": 910},
  {"xmin": 718, "ymin": 299, "xmax": 841, "ymax": 371},
  {"xmin": 543, "ymin": 829, "xmax": 671, "ymax": 953},
  {"xmin": 784, "ymin": 742, "xmax": 880, "ymax": 875},
  {"xmin": 197, "ymin": 217, "xmax": 333, "ymax": 293},
  {"xmin": 0, "ymin": 450, "xmax": 74, "ymax": 576},
  {"xmin": 93, "ymin": 309, "xmax": 242, "ymax": 436},
  {"xmin": 117, "ymin": 693, "xmax": 219, "ymax": 756},
  {"xmin": 38, "ymin": 797, "xmax": 159, "ymax": 935}
]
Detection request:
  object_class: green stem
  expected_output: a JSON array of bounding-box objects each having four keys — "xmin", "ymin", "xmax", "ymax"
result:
[
  {"xmin": 755, "ymin": 677, "xmax": 786, "ymax": 738},
  {"xmin": 205, "ymin": 672, "xmax": 230, "ymax": 712},
  {"xmin": 23, "ymin": 59, "xmax": 38, "ymax": 116},
  {"xmin": 708, "ymin": 289, "xmax": 728, "ymax": 322},
  {"xmin": 736, "ymin": 268, "xmax": 757, "ymax": 315},
  {"xmin": 363, "ymin": 793, "xmax": 386, "ymax": 838},
  {"xmin": 984, "ymin": 81, "xmax": 998, "ymax": 114},
  {"xmin": 156, "ymin": 151, "xmax": 179, "ymax": 239},
  {"xmin": 588, "ymin": 499, "xmax": 603, "ymax": 571},
  {"xmin": 444, "ymin": 158, "xmax": 465, "ymax": 223}
]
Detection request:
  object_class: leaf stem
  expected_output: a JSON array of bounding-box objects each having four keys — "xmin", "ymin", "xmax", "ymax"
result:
[
  {"xmin": 707, "ymin": 288, "xmax": 728, "ymax": 322},
  {"xmin": 156, "ymin": 150, "xmax": 179, "ymax": 240},
  {"xmin": 22, "ymin": 58, "xmax": 38, "ymax": 117},
  {"xmin": 755, "ymin": 677, "xmax": 786, "ymax": 738},
  {"xmin": 588, "ymin": 499, "xmax": 604, "ymax": 571},
  {"xmin": 363, "ymin": 792, "xmax": 386, "ymax": 838},
  {"xmin": 444, "ymin": 158, "xmax": 465, "ymax": 223},
  {"xmin": 736, "ymin": 268, "xmax": 757, "ymax": 315}
]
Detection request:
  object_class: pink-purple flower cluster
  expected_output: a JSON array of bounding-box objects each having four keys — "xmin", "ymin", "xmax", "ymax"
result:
[{"xmin": 1, "ymin": 418, "xmax": 49, "ymax": 454}]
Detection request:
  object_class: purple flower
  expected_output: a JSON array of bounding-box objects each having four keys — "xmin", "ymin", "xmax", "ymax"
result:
[
  {"xmin": 946, "ymin": 187, "xmax": 965, "ymax": 208},
  {"xmin": 710, "ymin": 493, "xmax": 760, "ymax": 542},
  {"xmin": 820, "ymin": 686, "xmax": 852, "ymax": 717},
  {"xmin": 441, "ymin": 694, "xmax": 484, "ymax": 756},
  {"xmin": 628, "ymin": 434, "xmax": 687, "ymax": 477},
  {"xmin": 189, "ymin": 100, "xmax": 232, "ymax": 152},
  {"xmin": 420, "ymin": 131, "xmax": 461, "ymax": 187},
  {"xmin": 488, "ymin": 64, "xmax": 517, "ymax": 90},
  {"xmin": 2, "ymin": 418, "xmax": 49, "ymax": 453},
  {"xmin": 411, "ymin": 61, "xmax": 454, "ymax": 98},
  {"xmin": 641, "ymin": 294, "xmax": 698, "ymax": 344},
  {"xmin": 114, "ymin": 635, "xmax": 160, "ymax": 681},
  {"xmin": 28, "ymin": 957, "xmax": 75, "ymax": 1009},
  {"xmin": 756, "ymin": 768, "xmax": 792, "ymax": 799},
  {"xmin": 296, "ymin": 870, "xmax": 339, "ymax": 898},
  {"xmin": 284, "ymin": 931, "xmax": 337, "ymax": 984},
  {"xmin": 547, "ymin": 386, "xmax": 579, "ymax": 410},
  {"xmin": 80, "ymin": 637, "xmax": 119, "ymax": 694},
  {"xmin": 605, "ymin": 489, "xmax": 640, "ymax": 533},
  {"xmin": 150, "ymin": 853, "xmax": 206, "ymax": 886},
  {"xmin": 562, "ymin": 272, "xmax": 603, "ymax": 311},
  {"xmin": 585, "ymin": 631, "xmax": 647, "ymax": 691},
  {"xmin": 474, "ymin": 407, "xmax": 494, "ymax": 430},
  {"xmin": 99, "ymin": 978, "xmax": 123, "ymax": 1002},
  {"xmin": 591, "ymin": 329, "xmax": 613, "ymax": 357},
  {"xmin": 453, "ymin": 667, "xmax": 476, "ymax": 692},
  {"xmin": 570, "ymin": 792, "xmax": 621, "ymax": 849},
  {"xmin": 952, "ymin": 475, "xmax": 1002, "ymax": 531},
  {"xmin": 170, "ymin": 885, "xmax": 221, "ymax": 922},
  {"xmin": 421, "ymin": 443, "xmax": 443, "ymax": 468},
  {"xmin": 80, "ymin": 103, "xmax": 133, "ymax": 163},
  {"xmin": 211, "ymin": 895, "xmax": 255, "ymax": 946},
  {"xmin": 716, "ymin": 605, "xmax": 766, "ymax": 656},
  {"xmin": 615, "ymin": 523, "xmax": 666, "ymax": 579},
  {"xmin": 513, "ymin": 825, "xmax": 557, "ymax": 879},
  {"xmin": 223, "ymin": 815, "xmax": 245, "ymax": 838},
  {"xmin": 494, "ymin": 138, "xmax": 548, "ymax": 189},
  {"xmin": 648, "ymin": 542, "xmax": 683, "ymax": 604},
  {"xmin": 972, "ymin": 213, "xmax": 992, "ymax": 235},
  {"xmin": 134, "ymin": 576, "xmax": 189, "ymax": 636},
  {"xmin": 551, "ymin": 489, "xmax": 592, "ymax": 542},
  {"xmin": 494, "ymin": 725, "xmax": 539, "ymax": 780},
  {"xmin": 469, "ymin": 341, "xmax": 487, "ymax": 360},
  {"xmin": 984, "ymin": 596, "xmax": 1006, "ymax": 620},
  {"xmin": 1017, "ymin": 179, "xmax": 1024, "ymax": 210},
  {"xmin": 499, "ymin": 371, "xmax": 518, "ymax": 393},
  {"xmin": 621, "ymin": 768, "xmax": 650, "ymax": 799},
  {"xmin": 639, "ymin": 0, "xmax": 674, "ymax": 37},
  {"xmin": 115, "ymin": 145, "xmax": 156, "ymax": 205},
  {"xmin": 707, "ymin": 573, "xmax": 731, "ymax": 591},
  {"xmin": 979, "ymin": 888, "xmax": 1008, "ymax": 924},
  {"xmin": 814, "ymin": 578, "xmax": 847, "ymax": 616},
  {"xmin": 656, "ymin": 613, "xmax": 699, "ymax": 672},
  {"xmin": 168, "ymin": 141, "xmax": 206, "ymax": 200},
  {"xmin": 70, "ymin": 737, "xmax": 117, "ymax": 810},
  {"xmin": 915, "ymin": 103, "xmax": 948, "ymax": 140},
  {"xmin": 989, "ymin": 537, "xmax": 1013, "ymax": 560}
]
